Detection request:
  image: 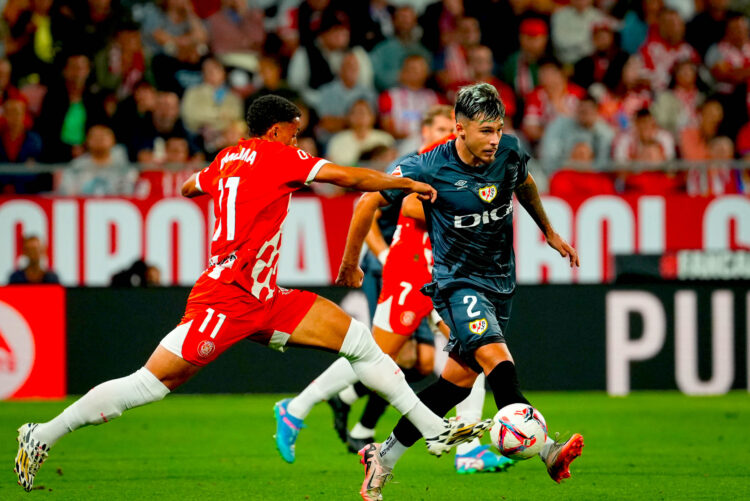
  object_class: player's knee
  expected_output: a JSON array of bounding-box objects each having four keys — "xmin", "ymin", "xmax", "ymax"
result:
[
  {"xmin": 339, "ymin": 318, "xmax": 381, "ymax": 362},
  {"xmin": 416, "ymin": 346, "xmax": 434, "ymax": 375}
]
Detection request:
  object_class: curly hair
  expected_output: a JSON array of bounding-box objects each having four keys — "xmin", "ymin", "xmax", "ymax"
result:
[{"xmin": 246, "ymin": 95, "xmax": 301, "ymax": 137}]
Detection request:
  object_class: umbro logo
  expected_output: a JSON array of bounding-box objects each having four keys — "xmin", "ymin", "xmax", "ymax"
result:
[{"xmin": 454, "ymin": 180, "xmax": 468, "ymax": 189}]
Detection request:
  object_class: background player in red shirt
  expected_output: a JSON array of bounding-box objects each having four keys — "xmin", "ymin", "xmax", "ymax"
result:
[{"xmin": 13, "ymin": 96, "xmax": 491, "ymax": 493}]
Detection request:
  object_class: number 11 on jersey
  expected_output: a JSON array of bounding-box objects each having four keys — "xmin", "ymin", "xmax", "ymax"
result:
[{"xmin": 213, "ymin": 177, "xmax": 240, "ymax": 242}]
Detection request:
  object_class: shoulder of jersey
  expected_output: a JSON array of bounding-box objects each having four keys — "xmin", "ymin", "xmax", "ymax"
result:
[
  {"xmin": 499, "ymin": 133, "xmax": 523, "ymax": 153},
  {"xmin": 419, "ymin": 141, "xmax": 452, "ymax": 165}
]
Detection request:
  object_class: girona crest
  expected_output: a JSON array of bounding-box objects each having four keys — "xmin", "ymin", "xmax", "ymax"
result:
[{"xmin": 478, "ymin": 185, "xmax": 497, "ymax": 203}]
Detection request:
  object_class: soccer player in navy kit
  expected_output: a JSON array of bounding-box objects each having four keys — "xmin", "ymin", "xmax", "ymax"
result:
[{"xmin": 336, "ymin": 83, "xmax": 584, "ymax": 500}]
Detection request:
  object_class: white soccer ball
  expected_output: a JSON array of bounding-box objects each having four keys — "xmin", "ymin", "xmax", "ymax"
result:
[{"xmin": 490, "ymin": 403, "xmax": 548, "ymax": 460}]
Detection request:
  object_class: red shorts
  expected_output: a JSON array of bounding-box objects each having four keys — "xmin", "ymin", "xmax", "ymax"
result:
[
  {"xmin": 160, "ymin": 272, "xmax": 317, "ymax": 366},
  {"xmin": 372, "ymin": 265, "xmax": 433, "ymax": 336}
]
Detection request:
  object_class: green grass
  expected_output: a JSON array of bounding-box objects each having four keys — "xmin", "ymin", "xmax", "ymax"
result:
[{"xmin": 1, "ymin": 392, "xmax": 749, "ymax": 500}]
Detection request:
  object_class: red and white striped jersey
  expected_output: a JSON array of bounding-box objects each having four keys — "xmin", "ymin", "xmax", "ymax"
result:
[
  {"xmin": 195, "ymin": 138, "xmax": 328, "ymax": 301},
  {"xmin": 639, "ymin": 36, "xmax": 700, "ymax": 91},
  {"xmin": 522, "ymin": 82, "xmax": 585, "ymax": 129},
  {"xmin": 378, "ymin": 87, "xmax": 443, "ymax": 138},
  {"xmin": 705, "ymin": 40, "xmax": 750, "ymax": 94}
]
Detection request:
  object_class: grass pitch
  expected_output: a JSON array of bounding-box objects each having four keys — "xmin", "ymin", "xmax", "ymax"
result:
[{"xmin": 1, "ymin": 392, "xmax": 749, "ymax": 500}]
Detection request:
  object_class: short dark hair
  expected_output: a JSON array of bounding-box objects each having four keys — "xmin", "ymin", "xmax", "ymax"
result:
[
  {"xmin": 580, "ymin": 92, "xmax": 598, "ymax": 105},
  {"xmin": 246, "ymin": 95, "xmax": 301, "ymax": 137},
  {"xmin": 635, "ymin": 108, "xmax": 652, "ymax": 119},
  {"xmin": 454, "ymin": 83, "xmax": 505, "ymax": 122}
]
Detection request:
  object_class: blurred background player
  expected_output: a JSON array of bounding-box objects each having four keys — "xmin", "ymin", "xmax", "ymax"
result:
[
  {"xmin": 336, "ymin": 84, "xmax": 583, "ymax": 500},
  {"xmin": 328, "ymin": 105, "xmax": 454, "ymax": 449},
  {"xmin": 13, "ymin": 95, "xmax": 489, "ymax": 492}
]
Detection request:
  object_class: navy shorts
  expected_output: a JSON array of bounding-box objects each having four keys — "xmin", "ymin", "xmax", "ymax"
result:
[
  {"xmin": 412, "ymin": 318, "xmax": 435, "ymax": 346},
  {"xmin": 428, "ymin": 285, "xmax": 513, "ymax": 374}
]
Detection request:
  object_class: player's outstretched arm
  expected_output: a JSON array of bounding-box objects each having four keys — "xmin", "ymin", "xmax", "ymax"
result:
[
  {"xmin": 180, "ymin": 173, "xmax": 205, "ymax": 198},
  {"xmin": 315, "ymin": 164, "xmax": 437, "ymax": 202},
  {"xmin": 365, "ymin": 208, "xmax": 390, "ymax": 265},
  {"xmin": 515, "ymin": 173, "xmax": 580, "ymax": 267},
  {"xmin": 336, "ymin": 192, "xmax": 390, "ymax": 287}
]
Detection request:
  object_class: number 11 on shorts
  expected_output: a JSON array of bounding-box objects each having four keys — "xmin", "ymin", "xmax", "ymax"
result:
[{"xmin": 198, "ymin": 308, "xmax": 227, "ymax": 339}]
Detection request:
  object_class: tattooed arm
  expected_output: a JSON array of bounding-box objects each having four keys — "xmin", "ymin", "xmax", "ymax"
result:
[{"xmin": 514, "ymin": 173, "xmax": 579, "ymax": 267}]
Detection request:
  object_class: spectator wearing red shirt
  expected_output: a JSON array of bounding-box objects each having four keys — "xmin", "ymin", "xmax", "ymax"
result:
[
  {"xmin": 0, "ymin": 59, "xmax": 27, "ymax": 119},
  {"xmin": 639, "ymin": 8, "xmax": 700, "ymax": 92},
  {"xmin": 613, "ymin": 108, "xmax": 676, "ymax": 162},
  {"xmin": 705, "ymin": 13, "xmax": 750, "ymax": 135},
  {"xmin": 623, "ymin": 141, "xmax": 685, "ymax": 195},
  {"xmin": 686, "ymin": 136, "xmax": 738, "ymax": 196},
  {"xmin": 522, "ymin": 58, "xmax": 585, "ymax": 144},
  {"xmin": 679, "ymin": 100, "xmax": 724, "ymax": 160},
  {"xmin": 0, "ymin": 98, "xmax": 41, "ymax": 163},
  {"xmin": 136, "ymin": 137, "xmax": 196, "ymax": 199},
  {"xmin": 597, "ymin": 55, "xmax": 653, "ymax": 132},
  {"xmin": 436, "ymin": 16, "xmax": 482, "ymax": 92},
  {"xmin": 378, "ymin": 54, "xmax": 443, "ymax": 146},
  {"xmin": 548, "ymin": 142, "xmax": 617, "ymax": 198},
  {"xmin": 94, "ymin": 23, "xmax": 149, "ymax": 102}
]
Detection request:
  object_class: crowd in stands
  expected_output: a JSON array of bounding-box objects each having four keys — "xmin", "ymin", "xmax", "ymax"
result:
[{"xmin": 0, "ymin": 0, "xmax": 749, "ymax": 198}]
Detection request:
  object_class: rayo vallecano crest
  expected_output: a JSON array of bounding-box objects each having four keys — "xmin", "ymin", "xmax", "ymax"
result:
[
  {"xmin": 468, "ymin": 318, "xmax": 488, "ymax": 335},
  {"xmin": 478, "ymin": 185, "xmax": 497, "ymax": 203}
]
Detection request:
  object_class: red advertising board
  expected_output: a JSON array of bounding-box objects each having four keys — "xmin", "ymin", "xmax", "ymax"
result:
[
  {"xmin": 0, "ymin": 286, "xmax": 66, "ymax": 399},
  {"xmin": 0, "ymin": 194, "xmax": 748, "ymax": 286}
]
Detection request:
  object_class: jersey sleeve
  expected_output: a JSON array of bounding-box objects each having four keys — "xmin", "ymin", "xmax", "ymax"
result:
[
  {"xmin": 277, "ymin": 145, "xmax": 330, "ymax": 186},
  {"xmin": 380, "ymin": 154, "xmax": 423, "ymax": 205},
  {"xmin": 508, "ymin": 135, "xmax": 530, "ymax": 188},
  {"xmin": 195, "ymin": 156, "xmax": 221, "ymax": 196}
]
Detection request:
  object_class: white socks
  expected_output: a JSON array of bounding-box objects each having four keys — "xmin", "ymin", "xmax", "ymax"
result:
[
  {"xmin": 540, "ymin": 436, "xmax": 555, "ymax": 461},
  {"xmin": 34, "ymin": 367, "xmax": 170, "ymax": 447},
  {"xmin": 287, "ymin": 357, "xmax": 358, "ymax": 419},
  {"xmin": 338, "ymin": 385, "xmax": 360, "ymax": 405},
  {"xmin": 379, "ymin": 433, "xmax": 408, "ymax": 469},
  {"xmin": 288, "ymin": 319, "xmax": 444, "ymax": 439},
  {"xmin": 350, "ymin": 422, "xmax": 375, "ymax": 439},
  {"xmin": 455, "ymin": 374, "xmax": 486, "ymax": 456}
]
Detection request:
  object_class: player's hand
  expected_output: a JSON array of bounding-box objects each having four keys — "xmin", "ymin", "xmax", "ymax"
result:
[
  {"xmin": 406, "ymin": 180, "xmax": 437, "ymax": 202},
  {"xmin": 336, "ymin": 264, "xmax": 365, "ymax": 288},
  {"xmin": 547, "ymin": 232, "xmax": 579, "ymax": 267}
]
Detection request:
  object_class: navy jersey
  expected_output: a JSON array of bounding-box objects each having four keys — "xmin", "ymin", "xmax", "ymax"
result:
[
  {"xmin": 376, "ymin": 153, "xmax": 417, "ymax": 244},
  {"xmin": 381, "ymin": 135, "xmax": 530, "ymax": 295}
]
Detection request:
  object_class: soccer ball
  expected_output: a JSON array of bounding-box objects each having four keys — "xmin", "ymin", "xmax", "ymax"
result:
[{"xmin": 490, "ymin": 403, "xmax": 548, "ymax": 459}]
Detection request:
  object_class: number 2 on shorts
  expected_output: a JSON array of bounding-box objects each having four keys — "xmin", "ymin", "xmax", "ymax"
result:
[{"xmin": 463, "ymin": 295, "xmax": 480, "ymax": 318}]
